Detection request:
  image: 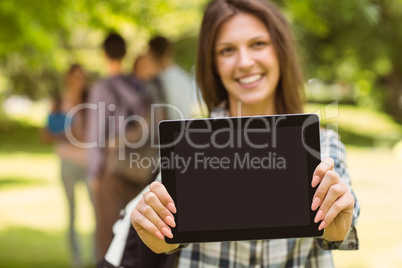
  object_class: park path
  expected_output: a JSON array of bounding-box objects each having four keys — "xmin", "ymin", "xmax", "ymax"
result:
[{"xmin": 333, "ymin": 147, "xmax": 402, "ymax": 268}]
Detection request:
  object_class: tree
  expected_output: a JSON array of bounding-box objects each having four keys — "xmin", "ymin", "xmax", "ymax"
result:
[
  {"xmin": 1, "ymin": 0, "xmax": 402, "ymax": 121},
  {"xmin": 0, "ymin": 0, "xmax": 206, "ymax": 99},
  {"xmin": 277, "ymin": 0, "xmax": 402, "ymax": 120}
]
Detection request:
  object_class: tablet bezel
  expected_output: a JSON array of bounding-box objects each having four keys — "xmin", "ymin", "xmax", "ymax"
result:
[{"xmin": 159, "ymin": 113, "xmax": 322, "ymax": 244}]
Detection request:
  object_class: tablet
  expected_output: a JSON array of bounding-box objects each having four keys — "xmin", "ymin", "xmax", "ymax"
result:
[{"xmin": 159, "ymin": 113, "xmax": 322, "ymax": 244}]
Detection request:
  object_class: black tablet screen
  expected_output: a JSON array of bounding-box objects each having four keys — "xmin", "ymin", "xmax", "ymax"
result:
[{"xmin": 170, "ymin": 126, "xmax": 310, "ymax": 232}]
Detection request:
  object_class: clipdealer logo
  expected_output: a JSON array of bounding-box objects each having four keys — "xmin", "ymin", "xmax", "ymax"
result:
[
  {"xmin": 129, "ymin": 151, "xmax": 287, "ymax": 175},
  {"xmin": 62, "ymin": 101, "xmax": 340, "ymax": 169}
]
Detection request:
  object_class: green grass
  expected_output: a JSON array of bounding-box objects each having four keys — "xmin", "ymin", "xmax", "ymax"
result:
[
  {"xmin": 0, "ymin": 227, "xmax": 71, "ymax": 268},
  {"xmin": 0, "ymin": 176, "xmax": 48, "ymax": 189},
  {"xmin": 0, "ymin": 120, "xmax": 53, "ymax": 153},
  {"xmin": 0, "ymin": 103, "xmax": 95, "ymax": 267},
  {"xmin": 0, "ymin": 130, "xmax": 95, "ymax": 267},
  {"xmin": 2, "ymin": 146, "xmax": 402, "ymax": 267},
  {"xmin": 0, "ymin": 226, "xmax": 95, "ymax": 268}
]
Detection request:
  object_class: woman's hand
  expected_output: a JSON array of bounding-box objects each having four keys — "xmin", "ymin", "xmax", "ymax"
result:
[
  {"xmin": 131, "ymin": 181, "xmax": 180, "ymax": 253},
  {"xmin": 311, "ymin": 157, "xmax": 355, "ymax": 241}
]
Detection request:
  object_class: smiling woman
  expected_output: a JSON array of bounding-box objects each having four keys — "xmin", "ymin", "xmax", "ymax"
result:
[
  {"xmin": 110, "ymin": 0, "xmax": 360, "ymax": 267},
  {"xmin": 214, "ymin": 13, "xmax": 281, "ymax": 115},
  {"xmin": 196, "ymin": 0, "xmax": 304, "ymax": 117}
]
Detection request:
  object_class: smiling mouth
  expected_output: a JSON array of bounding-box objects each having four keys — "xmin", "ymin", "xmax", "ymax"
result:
[{"xmin": 237, "ymin": 74, "xmax": 263, "ymax": 84}]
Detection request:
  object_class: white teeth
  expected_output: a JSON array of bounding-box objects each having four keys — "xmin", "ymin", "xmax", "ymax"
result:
[{"xmin": 238, "ymin": 74, "xmax": 262, "ymax": 84}]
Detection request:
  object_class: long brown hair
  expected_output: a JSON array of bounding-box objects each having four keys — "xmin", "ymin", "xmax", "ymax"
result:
[
  {"xmin": 196, "ymin": 0, "xmax": 304, "ymax": 114},
  {"xmin": 65, "ymin": 63, "xmax": 89, "ymax": 104}
]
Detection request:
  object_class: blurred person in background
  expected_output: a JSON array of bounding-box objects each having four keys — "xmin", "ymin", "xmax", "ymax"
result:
[
  {"xmin": 146, "ymin": 35, "xmax": 200, "ymax": 120},
  {"xmin": 97, "ymin": 39, "xmax": 202, "ymax": 268},
  {"xmin": 132, "ymin": 53, "xmax": 167, "ymax": 125},
  {"xmin": 132, "ymin": 54, "xmax": 160, "ymax": 84},
  {"xmin": 42, "ymin": 63, "xmax": 92, "ymax": 268},
  {"xmin": 86, "ymin": 32, "xmax": 155, "ymax": 262}
]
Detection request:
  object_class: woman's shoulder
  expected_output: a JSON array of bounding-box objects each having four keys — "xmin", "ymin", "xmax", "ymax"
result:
[
  {"xmin": 210, "ymin": 101, "xmax": 229, "ymax": 118},
  {"xmin": 319, "ymin": 128, "xmax": 340, "ymax": 143},
  {"xmin": 319, "ymin": 128, "xmax": 347, "ymax": 161}
]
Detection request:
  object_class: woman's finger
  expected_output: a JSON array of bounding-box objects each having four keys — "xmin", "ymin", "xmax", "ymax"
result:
[
  {"xmin": 319, "ymin": 192, "xmax": 355, "ymax": 231},
  {"xmin": 312, "ymin": 157, "xmax": 334, "ymax": 188},
  {"xmin": 314, "ymin": 183, "xmax": 348, "ymax": 223},
  {"xmin": 131, "ymin": 208, "xmax": 165, "ymax": 240},
  {"xmin": 142, "ymin": 190, "xmax": 176, "ymax": 229},
  {"xmin": 150, "ymin": 181, "xmax": 177, "ymax": 213},
  {"xmin": 135, "ymin": 197, "xmax": 175, "ymax": 239},
  {"xmin": 311, "ymin": 170, "xmax": 340, "ymax": 211}
]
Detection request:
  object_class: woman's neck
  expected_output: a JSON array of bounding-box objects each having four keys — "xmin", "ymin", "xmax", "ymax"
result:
[{"xmin": 228, "ymin": 99, "xmax": 276, "ymax": 117}]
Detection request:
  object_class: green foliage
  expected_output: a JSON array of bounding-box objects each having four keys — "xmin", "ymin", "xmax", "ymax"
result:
[
  {"xmin": 281, "ymin": 0, "xmax": 402, "ymax": 118},
  {"xmin": 0, "ymin": 0, "xmax": 207, "ymax": 99},
  {"xmin": 1, "ymin": 0, "xmax": 402, "ymax": 119},
  {"xmin": 174, "ymin": 35, "xmax": 199, "ymax": 72},
  {"xmin": 0, "ymin": 0, "xmax": 68, "ymax": 99}
]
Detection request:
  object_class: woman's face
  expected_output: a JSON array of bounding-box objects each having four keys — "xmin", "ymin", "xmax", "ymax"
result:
[
  {"xmin": 134, "ymin": 53, "xmax": 160, "ymax": 81},
  {"xmin": 215, "ymin": 13, "xmax": 280, "ymax": 111},
  {"xmin": 68, "ymin": 67, "xmax": 87, "ymax": 91}
]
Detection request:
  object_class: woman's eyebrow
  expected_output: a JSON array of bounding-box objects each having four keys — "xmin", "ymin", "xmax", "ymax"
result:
[
  {"xmin": 216, "ymin": 34, "xmax": 270, "ymax": 47},
  {"xmin": 249, "ymin": 34, "xmax": 270, "ymax": 41},
  {"xmin": 215, "ymin": 41, "xmax": 233, "ymax": 47}
]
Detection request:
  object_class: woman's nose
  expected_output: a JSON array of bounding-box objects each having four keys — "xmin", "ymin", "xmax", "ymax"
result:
[{"xmin": 237, "ymin": 48, "xmax": 254, "ymax": 70}]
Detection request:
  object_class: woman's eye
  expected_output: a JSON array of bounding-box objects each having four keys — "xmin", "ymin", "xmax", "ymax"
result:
[
  {"xmin": 252, "ymin": 41, "xmax": 267, "ymax": 48},
  {"xmin": 219, "ymin": 47, "xmax": 234, "ymax": 56}
]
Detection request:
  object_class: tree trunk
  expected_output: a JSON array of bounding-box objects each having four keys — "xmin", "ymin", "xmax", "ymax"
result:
[{"xmin": 381, "ymin": 71, "xmax": 402, "ymax": 123}]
